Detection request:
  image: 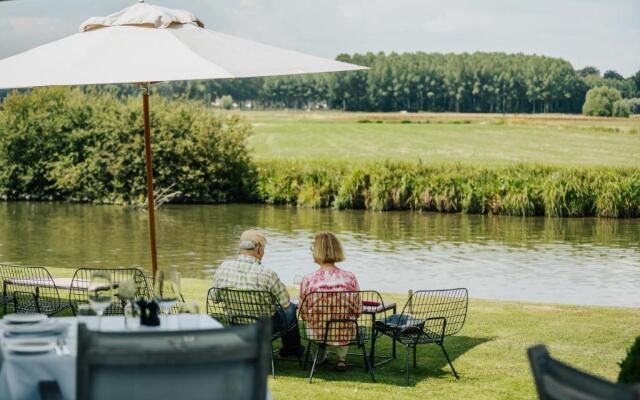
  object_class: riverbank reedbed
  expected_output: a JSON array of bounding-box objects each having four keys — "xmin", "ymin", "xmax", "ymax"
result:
[{"xmin": 256, "ymin": 161, "xmax": 640, "ymax": 217}]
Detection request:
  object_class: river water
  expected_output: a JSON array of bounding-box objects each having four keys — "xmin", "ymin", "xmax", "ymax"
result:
[{"xmin": 0, "ymin": 202, "xmax": 638, "ymax": 307}]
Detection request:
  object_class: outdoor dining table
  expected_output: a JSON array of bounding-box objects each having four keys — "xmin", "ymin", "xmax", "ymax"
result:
[{"xmin": 0, "ymin": 314, "xmax": 223, "ymax": 400}]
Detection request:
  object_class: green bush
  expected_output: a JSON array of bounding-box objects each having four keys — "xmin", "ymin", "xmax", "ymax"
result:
[
  {"xmin": 618, "ymin": 337, "xmax": 640, "ymax": 384},
  {"xmin": 582, "ymin": 87, "xmax": 622, "ymax": 116},
  {"xmin": 218, "ymin": 95, "xmax": 234, "ymax": 110},
  {"xmin": 624, "ymin": 98, "xmax": 640, "ymax": 114},
  {"xmin": 0, "ymin": 88, "xmax": 255, "ymax": 203},
  {"xmin": 612, "ymin": 100, "xmax": 631, "ymax": 117}
]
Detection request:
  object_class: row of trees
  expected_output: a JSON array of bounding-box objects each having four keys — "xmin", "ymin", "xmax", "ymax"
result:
[
  {"xmin": 1, "ymin": 52, "xmax": 638, "ymax": 114},
  {"xmin": 162, "ymin": 52, "xmax": 640, "ymax": 114}
]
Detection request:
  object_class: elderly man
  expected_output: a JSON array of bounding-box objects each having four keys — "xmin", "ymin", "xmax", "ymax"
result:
[{"xmin": 212, "ymin": 229, "xmax": 303, "ymax": 357}]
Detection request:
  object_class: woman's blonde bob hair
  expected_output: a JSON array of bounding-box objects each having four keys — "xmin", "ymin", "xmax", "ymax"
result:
[{"xmin": 312, "ymin": 232, "xmax": 345, "ymax": 263}]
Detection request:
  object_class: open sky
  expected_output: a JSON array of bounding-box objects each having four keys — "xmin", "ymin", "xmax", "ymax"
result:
[{"xmin": 0, "ymin": 0, "xmax": 638, "ymax": 76}]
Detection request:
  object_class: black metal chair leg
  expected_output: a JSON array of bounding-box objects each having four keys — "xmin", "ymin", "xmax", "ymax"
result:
[
  {"xmin": 360, "ymin": 342, "xmax": 376, "ymax": 382},
  {"xmin": 369, "ymin": 333, "xmax": 377, "ymax": 370},
  {"xmin": 362, "ymin": 343, "xmax": 369, "ymax": 372},
  {"xmin": 303, "ymin": 339, "xmax": 311, "ymax": 369},
  {"xmin": 413, "ymin": 346, "xmax": 417, "ymax": 368},
  {"xmin": 271, "ymin": 343, "xmax": 276, "ymax": 378},
  {"xmin": 439, "ymin": 344, "xmax": 459, "ymax": 379},
  {"xmin": 392, "ymin": 336, "xmax": 396, "ymax": 358},
  {"xmin": 405, "ymin": 345, "xmax": 411, "ymax": 386},
  {"xmin": 309, "ymin": 344, "xmax": 320, "ymax": 384},
  {"xmin": 271, "ymin": 357, "xmax": 276, "ymax": 378}
]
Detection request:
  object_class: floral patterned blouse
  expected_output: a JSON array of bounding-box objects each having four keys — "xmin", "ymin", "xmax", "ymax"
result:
[{"xmin": 299, "ymin": 267, "xmax": 361, "ymax": 346}]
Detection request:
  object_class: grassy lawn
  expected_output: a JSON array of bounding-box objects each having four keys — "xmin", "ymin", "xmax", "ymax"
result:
[
  {"xmin": 240, "ymin": 111, "xmax": 640, "ymax": 167},
  {"xmin": 41, "ymin": 267, "xmax": 640, "ymax": 399}
]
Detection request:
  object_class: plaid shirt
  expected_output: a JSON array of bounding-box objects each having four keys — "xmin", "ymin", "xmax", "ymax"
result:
[{"xmin": 212, "ymin": 255, "xmax": 290, "ymax": 308}]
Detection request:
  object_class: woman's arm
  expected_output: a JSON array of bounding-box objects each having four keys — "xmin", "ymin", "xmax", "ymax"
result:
[
  {"xmin": 299, "ymin": 276, "xmax": 309, "ymax": 320},
  {"xmin": 351, "ymin": 274, "xmax": 363, "ymax": 316}
]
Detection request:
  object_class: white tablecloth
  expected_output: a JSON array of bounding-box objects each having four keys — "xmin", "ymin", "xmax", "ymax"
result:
[{"xmin": 0, "ymin": 315, "xmax": 223, "ymax": 400}]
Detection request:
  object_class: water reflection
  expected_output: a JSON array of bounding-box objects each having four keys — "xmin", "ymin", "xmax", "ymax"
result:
[{"xmin": 0, "ymin": 203, "xmax": 638, "ymax": 307}]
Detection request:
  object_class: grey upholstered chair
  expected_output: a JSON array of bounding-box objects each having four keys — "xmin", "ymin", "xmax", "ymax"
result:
[
  {"xmin": 528, "ymin": 344, "xmax": 640, "ymax": 400},
  {"xmin": 40, "ymin": 319, "xmax": 272, "ymax": 400}
]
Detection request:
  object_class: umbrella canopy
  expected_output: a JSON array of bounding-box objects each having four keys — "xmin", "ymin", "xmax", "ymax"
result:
[
  {"xmin": 0, "ymin": 2, "xmax": 364, "ymax": 88},
  {"xmin": 0, "ymin": 2, "xmax": 366, "ymax": 276}
]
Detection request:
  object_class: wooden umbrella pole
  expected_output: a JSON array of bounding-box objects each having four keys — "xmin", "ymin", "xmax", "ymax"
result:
[{"xmin": 142, "ymin": 83, "xmax": 159, "ymax": 278}]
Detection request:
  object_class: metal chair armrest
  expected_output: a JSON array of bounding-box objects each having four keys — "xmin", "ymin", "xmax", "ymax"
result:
[{"xmin": 39, "ymin": 381, "xmax": 62, "ymax": 400}]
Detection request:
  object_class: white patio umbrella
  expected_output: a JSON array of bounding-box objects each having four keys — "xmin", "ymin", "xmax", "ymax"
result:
[{"xmin": 0, "ymin": 2, "xmax": 365, "ymax": 277}]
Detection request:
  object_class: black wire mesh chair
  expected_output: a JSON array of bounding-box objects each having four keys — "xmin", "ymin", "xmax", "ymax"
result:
[
  {"xmin": 206, "ymin": 287, "xmax": 230, "ymax": 326},
  {"xmin": 69, "ymin": 268, "xmax": 150, "ymax": 315},
  {"xmin": 214, "ymin": 287, "xmax": 300, "ymax": 378},
  {"xmin": 299, "ymin": 290, "xmax": 385, "ymax": 383},
  {"xmin": 373, "ymin": 288, "xmax": 468, "ymax": 385},
  {"xmin": 0, "ymin": 263, "xmax": 72, "ymax": 316},
  {"xmin": 528, "ymin": 344, "xmax": 640, "ymax": 400}
]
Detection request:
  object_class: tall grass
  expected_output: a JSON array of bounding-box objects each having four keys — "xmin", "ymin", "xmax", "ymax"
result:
[{"xmin": 255, "ymin": 161, "xmax": 640, "ymax": 218}]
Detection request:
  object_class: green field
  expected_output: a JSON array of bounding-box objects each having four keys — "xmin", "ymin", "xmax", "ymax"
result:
[{"xmin": 242, "ymin": 111, "xmax": 640, "ymax": 167}]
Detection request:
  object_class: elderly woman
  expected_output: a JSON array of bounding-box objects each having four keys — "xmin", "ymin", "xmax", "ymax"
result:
[{"xmin": 299, "ymin": 232, "xmax": 361, "ymax": 372}]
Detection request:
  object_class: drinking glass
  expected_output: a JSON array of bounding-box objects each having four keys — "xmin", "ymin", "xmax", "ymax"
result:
[
  {"xmin": 154, "ymin": 268, "xmax": 180, "ymax": 329},
  {"xmin": 88, "ymin": 272, "xmax": 113, "ymax": 330}
]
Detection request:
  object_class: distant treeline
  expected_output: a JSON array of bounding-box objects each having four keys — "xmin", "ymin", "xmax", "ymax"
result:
[{"xmin": 1, "ymin": 52, "xmax": 638, "ymax": 114}]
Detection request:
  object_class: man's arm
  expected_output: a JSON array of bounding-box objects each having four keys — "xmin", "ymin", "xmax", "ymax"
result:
[{"xmin": 268, "ymin": 272, "xmax": 291, "ymax": 309}]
